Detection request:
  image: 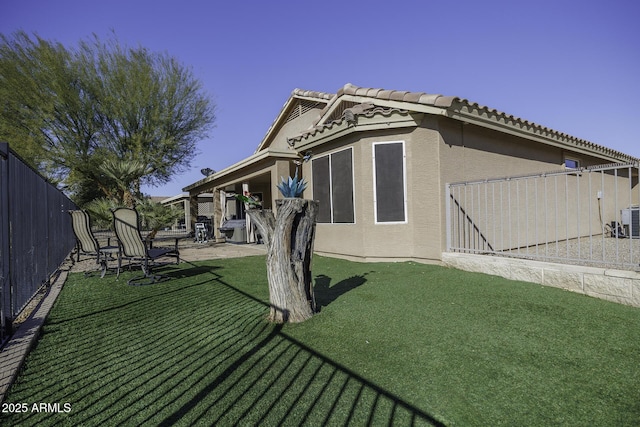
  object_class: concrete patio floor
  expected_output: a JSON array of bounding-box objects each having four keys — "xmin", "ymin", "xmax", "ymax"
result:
[{"xmin": 70, "ymin": 241, "xmax": 267, "ymax": 273}]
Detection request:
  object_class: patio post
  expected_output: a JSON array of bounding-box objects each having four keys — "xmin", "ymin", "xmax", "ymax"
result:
[{"xmin": 188, "ymin": 193, "xmax": 198, "ymax": 235}]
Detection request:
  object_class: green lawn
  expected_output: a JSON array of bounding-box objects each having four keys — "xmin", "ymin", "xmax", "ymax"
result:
[{"xmin": 2, "ymin": 255, "xmax": 639, "ymax": 426}]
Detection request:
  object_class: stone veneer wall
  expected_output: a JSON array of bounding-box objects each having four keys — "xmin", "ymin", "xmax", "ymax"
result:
[{"xmin": 442, "ymin": 253, "xmax": 640, "ymax": 308}]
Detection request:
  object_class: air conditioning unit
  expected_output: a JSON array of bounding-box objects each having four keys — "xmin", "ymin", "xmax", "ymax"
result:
[{"xmin": 621, "ymin": 207, "xmax": 640, "ymax": 238}]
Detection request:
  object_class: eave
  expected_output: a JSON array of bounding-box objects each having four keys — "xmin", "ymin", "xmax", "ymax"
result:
[{"xmin": 183, "ymin": 147, "xmax": 299, "ymax": 192}]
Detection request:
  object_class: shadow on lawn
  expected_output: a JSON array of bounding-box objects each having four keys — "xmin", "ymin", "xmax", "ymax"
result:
[
  {"xmin": 153, "ymin": 269, "xmax": 446, "ymax": 426},
  {"xmin": 314, "ymin": 273, "xmax": 368, "ymax": 311},
  {"xmin": 4, "ymin": 262, "xmax": 447, "ymax": 427}
]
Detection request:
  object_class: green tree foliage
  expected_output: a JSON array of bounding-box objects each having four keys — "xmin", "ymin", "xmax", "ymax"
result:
[
  {"xmin": 135, "ymin": 197, "xmax": 183, "ymax": 238},
  {"xmin": 85, "ymin": 196, "xmax": 182, "ymax": 236},
  {"xmin": 0, "ymin": 31, "xmax": 215, "ymax": 205},
  {"xmin": 97, "ymin": 158, "xmax": 152, "ymax": 207},
  {"xmin": 83, "ymin": 197, "xmax": 119, "ymax": 229}
]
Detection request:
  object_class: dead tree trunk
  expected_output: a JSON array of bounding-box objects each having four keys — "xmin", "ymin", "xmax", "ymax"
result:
[{"xmin": 246, "ymin": 199, "xmax": 319, "ymax": 323}]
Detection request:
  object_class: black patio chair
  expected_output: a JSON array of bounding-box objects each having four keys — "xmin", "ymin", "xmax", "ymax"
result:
[
  {"xmin": 112, "ymin": 207, "xmax": 179, "ymax": 285},
  {"xmin": 68, "ymin": 210, "xmax": 120, "ymax": 278}
]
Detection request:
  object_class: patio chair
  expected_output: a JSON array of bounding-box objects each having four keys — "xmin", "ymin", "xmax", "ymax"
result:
[
  {"xmin": 112, "ymin": 207, "xmax": 179, "ymax": 285},
  {"xmin": 68, "ymin": 210, "xmax": 120, "ymax": 278}
]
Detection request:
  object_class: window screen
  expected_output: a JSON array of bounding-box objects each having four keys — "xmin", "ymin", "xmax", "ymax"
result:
[
  {"xmin": 312, "ymin": 155, "xmax": 331, "ymax": 223},
  {"xmin": 374, "ymin": 142, "xmax": 406, "ymax": 223},
  {"xmin": 330, "ymin": 149, "xmax": 354, "ymax": 223},
  {"xmin": 311, "ymin": 148, "xmax": 354, "ymax": 224}
]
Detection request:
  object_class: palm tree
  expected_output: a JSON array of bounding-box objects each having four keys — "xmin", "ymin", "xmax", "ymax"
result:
[{"xmin": 97, "ymin": 158, "xmax": 151, "ymax": 207}]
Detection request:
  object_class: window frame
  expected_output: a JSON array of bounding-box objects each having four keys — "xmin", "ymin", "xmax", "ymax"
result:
[
  {"xmin": 372, "ymin": 141, "xmax": 408, "ymax": 224},
  {"xmin": 311, "ymin": 146, "xmax": 356, "ymax": 224}
]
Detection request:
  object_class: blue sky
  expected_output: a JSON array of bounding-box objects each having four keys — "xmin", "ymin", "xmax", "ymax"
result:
[{"xmin": 2, "ymin": 0, "xmax": 638, "ymax": 196}]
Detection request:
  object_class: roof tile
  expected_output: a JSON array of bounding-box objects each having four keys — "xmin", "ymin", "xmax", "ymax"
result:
[
  {"xmin": 354, "ymin": 86, "xmax": 370, "ymax": 96},
  {"xmin": 434, "ymin": 96, "xmax": 457, "ymax": 107},
  {"xmin": 378, "ymin": 89, "xmax": 394, "ymax": 99},
  {"xmin": 291, "ymin": 88, "xmax": 334, "ymax": 100},
  {"xmin": 403, "ymin": 92, "xmax": 424, "ymax": 103},
  {"xmin": 390, "ymin": 91, "xmax": 409, "ymax": 101},
  {"xmin": 417, "ymin": 93, "xmax": 441, "ymax": 104}
]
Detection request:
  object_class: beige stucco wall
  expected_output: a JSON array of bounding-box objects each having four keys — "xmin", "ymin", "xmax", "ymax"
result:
[
  {"xmin": 439, "ymin": 117, "xmax": 638, "ymax": 252},
  {"xmin": 306, "ymin": 126, "xmax": 445, "ymax": 262},
  {"xmin": 264, "ymin": 106, "xmax": 325, "ymax": 151},
  {"xmin": 306, "ymin": 114, "xmax": 634, "ymax": 263},
  {"xmin": 437, "ymin": 117, "xmax": 562, "ymax": 183}
]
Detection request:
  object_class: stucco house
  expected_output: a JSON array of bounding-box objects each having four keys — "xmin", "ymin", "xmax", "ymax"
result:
[{"xmin": 183, "ymin": 83, "xmax": 637, "ymax": 264}]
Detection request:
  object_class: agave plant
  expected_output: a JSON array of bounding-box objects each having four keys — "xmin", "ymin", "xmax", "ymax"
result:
[{"xmin": 277, "ymin": 172, "xmax": 307, "ymax": 198}]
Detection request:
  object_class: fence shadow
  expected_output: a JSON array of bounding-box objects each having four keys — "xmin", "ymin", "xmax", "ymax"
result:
[
  {"xmin": 153, "ymin": 273, "xmax": 446, "ymax": 427},
  {"xmin": 1, "ymin": 264, "xmax": 447, "ymax": 427}
]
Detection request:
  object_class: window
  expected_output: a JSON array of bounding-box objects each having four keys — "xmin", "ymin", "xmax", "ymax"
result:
[
  {"xmin": 564, "ymin": 158, "xmax": 580, "ymax": 169},
  {"xmin": 312, "ymin": 148, "xmax": 354, "ymax": 223},
  {"xmin": 373, "ymin": 141, "xmax": 407, "ymax": 223}
]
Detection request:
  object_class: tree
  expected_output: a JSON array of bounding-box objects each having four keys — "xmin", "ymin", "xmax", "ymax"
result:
[
  {"xmin": 243, "ymin": 169, "xmax": 318, "ymax": 324},
  {"xmin": 85, "ymin": 195, "xmax": 182, "ymax": 237},
  {"xmin": 247, "ymin": 199, "xmax": 319, "ymax": 323},
  {"xmin": 97, "ymin": 158, "xmax": 152, "ymax": 208},
  {"xmin": 0, "ymin": 31, "xmax": 215, "ymax": 203},
  {"xmin": 135, "ymin": 197, "xmax": 183, "ymax": 239}
]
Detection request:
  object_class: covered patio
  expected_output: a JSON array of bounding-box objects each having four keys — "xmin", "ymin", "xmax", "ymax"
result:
[{"xmin": 183, "ymin": 149, "xmax": 298, "ymax": 243}]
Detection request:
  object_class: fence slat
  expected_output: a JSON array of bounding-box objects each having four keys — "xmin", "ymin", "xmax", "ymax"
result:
[
  {"xmin": 1, "ymin": 143, "xmax": 76, "ymax": 340},
  {"xmin": 447, "ymin": 162, "xmax": 640, "ymax": 270}
]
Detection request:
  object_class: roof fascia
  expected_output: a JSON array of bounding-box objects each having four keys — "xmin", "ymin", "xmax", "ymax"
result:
[
  {"xmin": 160, "ymin": 193, "xmax": 189, "ymax": 203},
  {"xmin": 160, "ymin": 192, "xmax": 214, "ymax": 203},
  {"xmin": 254, "ymin": 94, "xmax": 299, "ymax": 153},
  {"xmin": 183, "ymin": 148, "xmax": 299, "ymax": 192}
]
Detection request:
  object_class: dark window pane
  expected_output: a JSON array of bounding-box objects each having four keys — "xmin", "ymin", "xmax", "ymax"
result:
[
  {"xmin": 312, "ymin": 156, "xmax": 331, "ymax": 223},
  {"xmin": 331, "ymin": 149, "xmax": 354, "ymax": 223},
  {"xmin": 375, "ymin": 143, "xmax": 405, "ymax": 222},
  {"xmin": 565, "ymin": 158, "xmax": 579, "ymax": 169}
]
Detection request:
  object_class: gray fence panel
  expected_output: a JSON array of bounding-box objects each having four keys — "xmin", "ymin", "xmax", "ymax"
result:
[
  {"xmin": 0, "ymin": 142, "xmax": 76, "ymax": 341},
  {"xmin": 0, "ymin": 144, "xmax": 10, "ymax": 339}
]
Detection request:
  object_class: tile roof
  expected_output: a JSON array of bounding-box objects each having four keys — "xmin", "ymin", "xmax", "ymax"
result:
[
  {"xmin": 338, "ymin": 83, "xmax": 457, "ymax": 107},
  {"xmin": 288, "ymin": 83, "xmax": 637, "ymax": 163},
  {"xmin": 291, "ymin": 88, "xmax": 335, "ymax": 101}
]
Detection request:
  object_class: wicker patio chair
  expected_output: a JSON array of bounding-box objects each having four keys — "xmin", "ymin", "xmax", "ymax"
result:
[
  {"xmin": 68, "ymin": 210, "xmax": 120, "ymax": 278},
  {"xmin": 112, "ymin": 207, "xmax": 179, "ymax": 285}
]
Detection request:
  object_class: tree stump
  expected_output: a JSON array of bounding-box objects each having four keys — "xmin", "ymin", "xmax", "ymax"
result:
[{"xmin": 246, "ymin": 199, "xmax": 319, "ymax": 323}]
